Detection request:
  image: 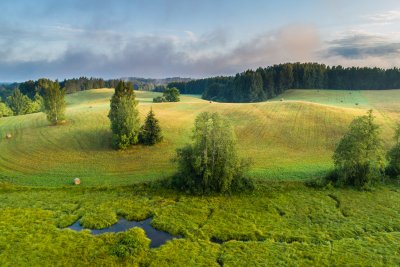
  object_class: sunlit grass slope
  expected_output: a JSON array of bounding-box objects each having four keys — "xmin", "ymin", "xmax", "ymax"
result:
[{"xmin": 0, "ymin": 89, "xmax": 399, "ymax": 186}]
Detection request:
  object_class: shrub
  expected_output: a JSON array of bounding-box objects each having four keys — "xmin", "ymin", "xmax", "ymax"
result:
[
  {"xmin": 153, "ymin": 96, "xmax": 166, "ymax": 103},
  {"xmin": 331, "ymin": 110, "xmax": 385, "ymax": 188},
  {"xmin": 110, "ymin": 228, "xmax": 150, "ymax": 259},
  {"xmin": 173, "ymin": 112, "xmax": 253, "ymax": 194}
]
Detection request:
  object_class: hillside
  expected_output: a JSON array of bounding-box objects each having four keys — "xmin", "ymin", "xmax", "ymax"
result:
[{"xmin": 1, "ymin": 89, "xmax": 399, "ymax": 186}]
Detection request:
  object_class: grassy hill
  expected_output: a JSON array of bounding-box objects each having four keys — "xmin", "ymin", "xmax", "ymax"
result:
[
  {"xmin": 1, "ymin": 89, "xmax": 399, "ymax": 186},
  {"xmin": 1, "ymin": 89, "xmax": 400, "ymax": 265}
]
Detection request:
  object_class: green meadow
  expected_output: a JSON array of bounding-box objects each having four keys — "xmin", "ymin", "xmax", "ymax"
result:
[
  {"xmin": 1, "ymin": 89, "xmax": 400, "ymax": 265},
  {"xmin": 1, "ymin": 89, "xmax": 399, "ymax": 186}
]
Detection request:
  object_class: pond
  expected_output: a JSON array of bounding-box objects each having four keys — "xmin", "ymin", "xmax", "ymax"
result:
[{"xmin": 68, "ymin": 217, "xmax": 178, "ymax": 248}]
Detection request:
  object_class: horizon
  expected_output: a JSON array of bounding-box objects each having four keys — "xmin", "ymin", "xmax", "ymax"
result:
[{"xmin": 1, "ymin": 0, "xmax": 400, "ymax": 82}]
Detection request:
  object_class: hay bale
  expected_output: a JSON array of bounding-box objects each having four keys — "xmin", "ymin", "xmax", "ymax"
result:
[
  {"xmin": 73, "ymin": 178, "xmax": 81, "ymax": 185},
  {"xmin": 280, "ymin": 98, "xmax": 284, "ymax": 102},
  {"xmin": 5, "ymin": 133, "xmax": 12, "ymax": 139}
]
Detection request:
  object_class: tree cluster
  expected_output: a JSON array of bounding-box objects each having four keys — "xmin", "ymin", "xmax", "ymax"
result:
[
  {"xmin": 109, "ymin": 81, "xmax": 162, "ymax": 150},
  {"xmin": 330, "ymin": 110, "xmax": 400, "ymax": 188},
  {"xmin": 167, "ymin": 63, "xmax": 400, "ymax": 103},
  {"xmin": 0, "ymin": 89, "xmax": 43, "ymax": 117},
  {"xmin": 153, "ymin": 87, "xmax": 180, "ymax": 103}
]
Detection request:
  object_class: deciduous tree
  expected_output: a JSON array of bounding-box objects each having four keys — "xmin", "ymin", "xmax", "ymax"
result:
[
  {"xmin": 42, "ymin": 81, "xmax": 66, "ymax": 125},
  {"xmin": 332, "ymin": 110, "xmax": 385, "ymax": 187},
  {"xmin": 173, "ymin": 112, "xmax": 253, "ymax": 194}
]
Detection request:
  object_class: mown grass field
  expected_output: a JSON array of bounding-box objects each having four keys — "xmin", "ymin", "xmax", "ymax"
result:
[
  {"xmin": 1, "ymin": 88, "xmax": 399, "ymax": 186},
  {"xmin": 0, "ymin": 88, "xmax": 400, "ymax": 266}
]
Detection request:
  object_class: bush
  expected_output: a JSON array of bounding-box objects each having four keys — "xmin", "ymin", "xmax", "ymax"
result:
[
  {"xmin": 331, "ymin": 110, "xmax": 385, "ymax": 188},
  {"xmin": 111, "ymin": 228, "xmax": 150, "ymax": 259},
  {"xmin": 153, "ymin": 96, "xmax": 166, "ymax": 103},
  {"xmin": 173, "ymin": 112, "xmax": 253, "ymax": 194}
]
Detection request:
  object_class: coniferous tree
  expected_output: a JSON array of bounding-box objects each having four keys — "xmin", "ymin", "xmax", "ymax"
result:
[
  {"xmin": 42, "ymin": 81, "xmax": 66, "ymax": 125},
  {"xmin": 108, "ymin": 81, "xmax": 140, "ymax": 150},
  {"xmin": 139, "ymin": 108, "xmax": 163, "ymax": 145},
  {"xmin": 332, "ymin": 110, "xmax": 385, "ymax": 188}
]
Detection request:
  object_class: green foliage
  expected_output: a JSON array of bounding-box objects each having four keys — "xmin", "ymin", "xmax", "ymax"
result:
[
  {"xmin": 111, "ymin": 228, "xmax": 150, "ymax": 259},
  {"xmin": 1, "ymin": 183, "xmax": 400, "ymax": 265},
  {"xmin": 0, "ymin": 101, "xmax": 13, "ymax": 117},
  {"xmin": 173, "ymin": 112, "xmax": 253, "ymax": 194},
  {"xmin": 139, "ymin": 108, "xmax": 163, "ymax": 145},
  {"xmin": 6, "ymin": 89, "xmax": 32, "ymax": 115},
  {"xmin": 26, "ymin": 93, "xmax": 44, "ymax": 114},
  {"xmin": 332, "ymin": 110, "xmax": 385, "ymax": 188},
  {"xmin": 41, "ymin": 81, "xmax": 66, "ymax": 125},
  {"xmin": 152, "ymin": 96, "xmax": 166, "ymax": 103},
  {"xmin": 152, "ymin": 87, "xmax": 180, "ymax": 103},
  {"xmin": 163, "ymin": 87, "xmax": 180, "ymax": 102},
  {"xmin": 387, "ymin": 123, "xmax": 400, "ymax": 178},
  {"xmin": 108, "ymin": 81, "xmax": 140, "ymax": 150}
]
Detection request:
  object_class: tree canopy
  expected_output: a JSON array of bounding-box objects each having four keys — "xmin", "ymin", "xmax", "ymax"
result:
[
  {"xmin": 173, "ymin": 112, "xmax": 253, "ymax": 194},
  {"xmin": 108, "ymin": 81, "xmax": 140, "ymax": 150},
  {"xmin": 168, "ymin": 63, "xmax": 400, "ymax": 103},
  {"xmin": 42, "ymin": 80, "xmax": 66, "ymax": 125},
  {"xmin": 332, "ymin": 110, "xmax": 385, "ymax": 188}
]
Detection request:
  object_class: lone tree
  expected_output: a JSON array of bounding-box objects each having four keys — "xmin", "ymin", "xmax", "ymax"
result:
[
  {"xmin": 139, "ymin": 108, "xmax": 163, "ymax": 145},
  {"xmin": 163, "ymin": 87, "xmax": 180, "ymax": 102},
  {"xmin": 387, "ymin": 123, "xmax": 400, "ymax": 178},
  {"xmin": 173, "ymin": 112, "xmax": 253, "ymax": 194},
  {"xmin": 332, "ymin": 110, "xmax": 385, "ymax": 188},
  {"xmin": 108, "ymin": 81, "xmax": 140, "ymax": 150},
  {"xmin": 41, "ymin": 81, "xmax": 66, "ymax": 125}
]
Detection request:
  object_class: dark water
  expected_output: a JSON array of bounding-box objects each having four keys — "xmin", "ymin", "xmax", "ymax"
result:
[{"xmin": 68, "ymin": 217, "xmax": 177, "ymax": 248}]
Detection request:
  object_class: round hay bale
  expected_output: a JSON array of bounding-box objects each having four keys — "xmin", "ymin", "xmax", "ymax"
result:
[
  {"xmin": 280, "ymin": 98, "xmax": 284, "ymax": 102},
  {"xmin": 5, "ymin": 133, "xmax": 12, "ymax": 139},
  {"xmin": 73, "ymin": 178, "xmax": 81, "ymax": 185}
]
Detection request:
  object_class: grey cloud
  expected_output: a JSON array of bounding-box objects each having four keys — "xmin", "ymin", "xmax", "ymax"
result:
[
  {"xmin": 0, "ymin": 24, "xmax": 323, "ymax": 81},
  {"xmin": 326, "ymin": 34, "xmax": 400, "ymax": 59}
]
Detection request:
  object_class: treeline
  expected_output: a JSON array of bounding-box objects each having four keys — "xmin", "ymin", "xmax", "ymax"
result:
[
  {"xmin": 125, "ymin": 77, "xmax": 191, "ymax": 91},
  {"xmin": 167, "ymin": 63, "xmax": 400, "ymax": 102},
  {"xmin": 60, "ymin": 77, "xmax": 121, "ymax": 94}
]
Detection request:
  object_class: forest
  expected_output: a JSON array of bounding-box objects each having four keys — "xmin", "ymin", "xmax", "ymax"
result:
[{"xmin": 168, "ymin": 63, "xmax": 400, "ymax": 102}]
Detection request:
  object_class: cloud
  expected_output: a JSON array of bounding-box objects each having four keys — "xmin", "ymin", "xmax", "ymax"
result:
[
  {"xmin": 0, "ymin": 24, "xmax": 322, "ymax": 81},
  {"xmin": 1, "ymin": 21, "xmax": 399, "ymax": 82},
  {"xmin": 325, "ymin": 33, "xmax": 400, "ymax": 59},
  {"xmin": 367, "ymin": 10, "xmax": 400, "ymax": 22}
]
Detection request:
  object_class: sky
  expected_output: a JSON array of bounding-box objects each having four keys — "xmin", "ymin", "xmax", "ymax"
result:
[{"xmin": 1, "ymin": 0, "xmax": 400, "ymax": 81}]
